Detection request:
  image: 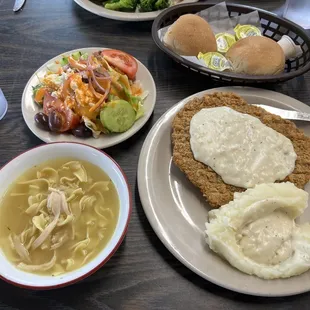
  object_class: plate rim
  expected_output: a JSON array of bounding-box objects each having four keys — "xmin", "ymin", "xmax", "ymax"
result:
[
  {"xmin": 137, "ymin": 86, "xmax": 310, "ymax": 297},
  {"xmin": 73, "ymin": 0, "xmax": 198, "ymax": 22},
  {"xmin": 73, "ymin": 0, "xmax": 162, "ymax": 21},
  {"xmin": 21, "ymin": 47, "xmax": 156, "ymax": 149}
]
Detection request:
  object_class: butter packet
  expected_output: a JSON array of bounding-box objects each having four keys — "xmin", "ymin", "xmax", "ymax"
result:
[
  {"xmin": 197, "ymin": 52, "xmax": 232, "ymax": 71},
  {"xmin": 234, "ymin": 24, "xmax": 262, "ymax": 40},
  {"xmin": 215, "ymin": 33, "xmax": 236, "ymax": 53}
]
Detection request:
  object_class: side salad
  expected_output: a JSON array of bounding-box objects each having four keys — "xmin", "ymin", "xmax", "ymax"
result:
[{"xmin": 33, "ymin": 49, "xmax": 147, "ymax": 138}]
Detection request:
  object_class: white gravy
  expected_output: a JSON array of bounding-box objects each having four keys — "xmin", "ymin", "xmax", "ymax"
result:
[
  {"xmin": 189, "ymin": 107, "xmax": 296, "ymax": 188},
  {"xmin": 236, "ymin": 210, "xmax": 294, "ymax": 265}
]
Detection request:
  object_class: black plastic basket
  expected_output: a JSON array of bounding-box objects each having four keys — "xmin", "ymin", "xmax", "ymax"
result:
[{"xmin": 152, "ymin": 2, "xmax": 310, "ymax": 84}]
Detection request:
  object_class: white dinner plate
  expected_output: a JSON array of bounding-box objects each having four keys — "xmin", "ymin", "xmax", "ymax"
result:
[
  {"xmin": 137, "ymin": 86, "xmax": 310, "ymax": 297},
  {"xmin": 73, "ymin": 0, "xmax": 198, "ymax": 21},
  {"xmin": 22, "ymin": 47, "xmax": 156, "ymax": 149}
]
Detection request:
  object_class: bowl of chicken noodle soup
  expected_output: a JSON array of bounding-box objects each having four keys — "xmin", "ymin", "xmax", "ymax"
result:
[{"xmin": 0, "ymin": 142, "xmax": 131, "ymax": 289}]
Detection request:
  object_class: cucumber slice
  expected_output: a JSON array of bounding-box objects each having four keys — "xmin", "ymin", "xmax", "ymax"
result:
[
  {"xmin": 72, "ymin": 51, "xmax": 81, "ymax": 60},
  {"xmin": 100, "ymin": 100, "xmax": 136, "ymax": 133},
  {"xmin": 60, "ymin": 57, "xmax": 68, "ymax": 66}
]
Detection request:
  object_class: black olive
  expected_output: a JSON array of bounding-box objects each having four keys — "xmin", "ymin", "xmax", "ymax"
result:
[
  {"xmin": 82, "ymin": 77, "xmax": 89, "ymax": 83},
  {"xmin": 71, "ymin": 124, "xmax": 92, "ymax": 138},
  {"xmin": 48, "ymin": 110, "xmax": 64, "ymax": 132},
  {"xmin": 34, "ymin": 112, "xmax": 50, "ymax": 131}
]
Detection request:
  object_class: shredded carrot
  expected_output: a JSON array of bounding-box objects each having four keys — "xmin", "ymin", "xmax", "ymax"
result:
[
  {"xmin": 88, "ymin": 75, "xmax": 103, "ymax": 100},
  {"xmin": 97, "ymin": 78, "xmax": 111, "ymax": 91},
  {"xmin": 34, "ymin": 87, "xmax": 47, "ymax": 104},
  {"xmin": 131, "ymin": 83, "xmax": 143, "ymax": 96},
  {"xmin": 61, "ymin": 74, "xmax": 75, "ymax": 100},
  {"xmin": 89, "ymin": 91, "xmax": 109, "ymax": 112},
  {"xmin": 68, "ymin": 57, "xmax": 87, "ymax": 71}
]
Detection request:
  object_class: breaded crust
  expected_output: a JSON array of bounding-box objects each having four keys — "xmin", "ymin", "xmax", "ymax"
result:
[{"xmin": 172, "ymin": 92, "xmax": 310, "ymax": 208}]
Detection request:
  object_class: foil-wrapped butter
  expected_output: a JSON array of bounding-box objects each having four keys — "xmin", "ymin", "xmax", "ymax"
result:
[
  {"xmin": 234, "ymin": 24, "xmax": 261, "ymax": 40},
  {"xmin": 215, "ymin": 33, "xmax": 236, "ymax": 54},
  {"xmin": 198, "ymin": 52, "xmax": 232, "ymax": 71}
]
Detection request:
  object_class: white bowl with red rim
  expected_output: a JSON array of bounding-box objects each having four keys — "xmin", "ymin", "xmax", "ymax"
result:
[{"xmin": 0, "ymin": 142, "xmax": 131, "ymax": 289}]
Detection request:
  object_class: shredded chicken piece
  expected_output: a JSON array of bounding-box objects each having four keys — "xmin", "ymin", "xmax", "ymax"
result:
[
  {"xmin": 12, "ymin": 234, "xmax": 31, "ymax": 263},
  {"xmin": 49, "ymin": 188, "xmax": 71, "ymax": 215},
  {"xmin": 32, "ymin": 192, "xmax": 61, "ymax": 250},
  {"xmin": 25, "ymin": 236, "xmax": 36, "ymax": 251}
]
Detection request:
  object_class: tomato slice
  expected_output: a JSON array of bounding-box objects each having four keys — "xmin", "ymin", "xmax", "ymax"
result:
[
  {"xmin": 43, "ymin": 91, "xmax": 58, "ymax": 115},
  {"xmin": 101, "ymin": 49, "xmax": 138, "ymax": 80},
  {"xmin": 62, "ymin": 108, "xmax": 80, "ymax": 132}
]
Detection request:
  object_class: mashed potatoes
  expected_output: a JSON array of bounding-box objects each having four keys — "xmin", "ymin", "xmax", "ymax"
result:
[{"xmin": 205, "ymin": 182, "xmax": 310, "ymax": 279}]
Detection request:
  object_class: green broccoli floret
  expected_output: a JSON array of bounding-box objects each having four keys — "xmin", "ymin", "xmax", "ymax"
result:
[
  {"xmin": 139, "ymin": 0, "xmax": 156, "ymax": 12},
  {"xmin": 104, "ymin": 0, "xmax": 137, "ymax": 11},
  {"xmin": 154, "ymin": 0, "xmax": 169, "ymax": 10}
]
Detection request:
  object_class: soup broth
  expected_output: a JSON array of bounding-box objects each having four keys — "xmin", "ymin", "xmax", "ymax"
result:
[{"xmin": 0, "ymin": 158, "xmax": 119, "ymax": 276}]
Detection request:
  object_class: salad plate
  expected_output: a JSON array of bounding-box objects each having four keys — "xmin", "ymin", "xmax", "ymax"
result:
[
  {"xmin": 22, "ymin": 47, "xmax": 156, "ymax": 149},
  {"xmin": 137, "ymin": 86, "xmax": 310, "ymax": 297},
  {"xmin": 73, "ymin": 0, "xmax": 198, "ymax": 22}
]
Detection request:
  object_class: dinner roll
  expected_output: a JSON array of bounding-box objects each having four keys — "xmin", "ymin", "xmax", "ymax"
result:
[
  {"xmin": 163, "ymin": 14, "xmax": 217, "ymax": 56},
  {"xmin": 226, "ymin": 36, "xmax": 285, "ymax": 75}
]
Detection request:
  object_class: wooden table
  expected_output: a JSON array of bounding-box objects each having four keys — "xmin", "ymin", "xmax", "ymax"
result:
[{"xmin": 1, "ymin": 0, "xmax": 310, "ymax": 309}]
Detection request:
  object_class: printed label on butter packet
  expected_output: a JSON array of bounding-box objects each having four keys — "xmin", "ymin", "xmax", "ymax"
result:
[
  {"xmin": 215, "ymin": 33, "xmax": 236, "ymax": 53},
  {"xmin": 197, "ymin": 52, "xmax": 232, "ymax": 72},
  {"xmin": 234, "ymin": 24, "xmax": 262, "ymax": 40}
]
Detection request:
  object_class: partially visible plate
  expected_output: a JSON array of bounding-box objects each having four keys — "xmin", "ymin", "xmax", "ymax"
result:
[
  {"xmin": 73, "ymin": 0, "xmax": 198, "ymax": 21},
  {"xmin": 137, "ymin": 86, "xmax": 310, "ymax": 297},
  {"xmin": 22, "ymin": 47, "xmax": 156, "ymax": 149}
]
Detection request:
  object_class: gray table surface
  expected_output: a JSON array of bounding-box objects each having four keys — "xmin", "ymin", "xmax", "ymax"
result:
[{"xmin": 1, "ymin": 0, "xmax": 310, "ymax": 309}]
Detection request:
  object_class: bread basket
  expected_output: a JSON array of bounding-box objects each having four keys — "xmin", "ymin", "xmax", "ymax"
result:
[{"xmin": 152, "ymin": 2, "xmax": 310, "ymax": 84}]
